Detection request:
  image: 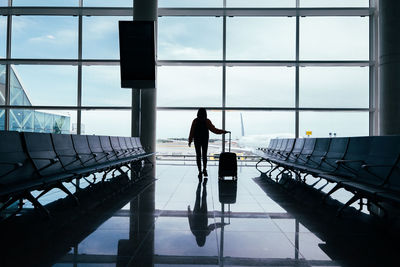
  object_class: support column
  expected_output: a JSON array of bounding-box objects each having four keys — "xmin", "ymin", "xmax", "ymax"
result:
[
  {"xmin": 133, "ymin": 0, "xmax": 158, "ymax": 154},
  {"xmin": 379, "ymin": 0, "xmax": 400, "ymax": 135}
]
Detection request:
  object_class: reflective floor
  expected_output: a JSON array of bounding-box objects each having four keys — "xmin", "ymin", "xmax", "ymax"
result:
[{"xmin": 2, "ymin": 163, "xmax": 400, "ymax": 267}]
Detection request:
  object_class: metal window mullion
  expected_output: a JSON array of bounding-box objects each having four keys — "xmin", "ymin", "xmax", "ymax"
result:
[
  {"xmin": 222, "ymin": 11, "xmax": 227, "ymax": 152},
  {"xmin": 295, "ymin": 0, "xmax": 300, "ymax": 138},
  {"xmin": 4, "ymin": 6, "xmax": 12, "ymax": 131},
  {"xmin": 77, "ymin": 9, "xmax": 83, "ymax": 135},
  {"xmin": 369, "ymin": 0, "xmax": 379, "ymax": 136}
]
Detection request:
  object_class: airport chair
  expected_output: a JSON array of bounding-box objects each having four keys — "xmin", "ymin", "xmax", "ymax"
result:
[
  {"xmin": 87, "ymin": 135, "xmax": 109, "ymax": 165},
  {"xmin": 0, "ymin": 131, "xmax": 39, "ymax": 216},
  {"xmin": 23, "ymin": 132, "xmax": 77, "ymax": 215},
  {"xmin": 319, "ymin": 136, "xmax": 373, "ymax": 199},
  {"xmin": 110, "ymin": 136, "xmax": 125, "ymax": 159},
  {"xmin": 318, "ymin": 137, "xmax": 350, "ymax": 173},
  {"xmin": 71, "ymin": 134, "xmax": 98, "ymax": 169},
  {"xmin": 23, "ymin": 132, "xmax": 66, "ymax": 177},
  {"xmin": 118, "ymin": 137, "xmax": 132, "ymax": 157},
  {"xmin": 124, "ymin": 137, "xmax": 138, "ymax": 156},
  {"xmin": 51, "ymin": 134, "xmax": 84, "ymax": 172},
  {"xmin": 134, "ymin": 137, "xmax": 146, "ymax": 154},
  {"xmin": 100, "ymin": 136, "xmax": 119, "ymax": 161},
  {"xmin": 325, "ymin": 136, "xmax": 400, "ymax": 215},
  {"xmin": 295, "ymin": 138, "xmax": 316, "ymax": 166},
  {"xmin": 287, "ymin": 138, "xmax": 305, "ymax": 162},
  {"xmin": 298, "ymin": 138, "xmax": 331, "ymax": 173}
]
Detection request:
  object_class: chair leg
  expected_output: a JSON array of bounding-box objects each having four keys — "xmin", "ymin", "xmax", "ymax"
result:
[
  {"xmin": 25, "ymin": 192, "xmax": 51, "ymax": 218},
  {"xmin": 256, "ymin": 159, "xmax": 269, "ymax": 175},
  {"xmin": 337, "ymin": 194, "xmax": 360, "ymax": 217},
  {"xmin": 57, "ymin": 182, "xmax": 79, "ymax": 206},
  {"xmin": 35, "ymin": 187, "xmax": 53, "ymax": 200},
  {"xmin": 267, "ymin": 165, "xmax": 279, "ymax": 178}
]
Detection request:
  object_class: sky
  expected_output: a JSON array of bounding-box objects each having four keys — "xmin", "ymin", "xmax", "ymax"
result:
[{"xmin": 0, "ymin": 2, "xmax": 371, "ymax": 140}]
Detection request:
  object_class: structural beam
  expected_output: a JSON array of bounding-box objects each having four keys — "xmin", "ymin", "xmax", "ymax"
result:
[{"xmin": 379, "ymin": 0, "xmax": 400, "ymax": 134}]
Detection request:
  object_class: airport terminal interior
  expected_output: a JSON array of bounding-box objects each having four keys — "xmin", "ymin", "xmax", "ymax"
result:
[{"xmin": 1, "ymin": 0, "xmax": 400, "ymax": 266}]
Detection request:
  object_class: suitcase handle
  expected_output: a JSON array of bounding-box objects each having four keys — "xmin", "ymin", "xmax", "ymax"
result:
[
  {"xmin": 229, "ymin": 131, "xmax": 231, "ymax": 152},
  {"xmin": 224, "ymin": 131, "xmax": 231, "ymax": 152}
]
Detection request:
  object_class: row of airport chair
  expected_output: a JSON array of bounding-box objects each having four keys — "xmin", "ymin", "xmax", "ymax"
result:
[
  {"xmin": 255, "ymin": 136, "xmax": 400, "ymax": 215},
  {"xmin": 0, "ymin": 131, "xmax": 154, "ymax": 218}
]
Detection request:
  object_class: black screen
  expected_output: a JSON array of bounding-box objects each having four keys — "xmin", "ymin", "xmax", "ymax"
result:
[{"xmin": 119, "ymin": 21, "xmax": 155, "ymax": 89}]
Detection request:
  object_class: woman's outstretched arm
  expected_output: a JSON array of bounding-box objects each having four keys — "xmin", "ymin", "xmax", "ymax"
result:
[{"xmin": 206, "ymin": 119, "xmax": 229, "ymax": 135}]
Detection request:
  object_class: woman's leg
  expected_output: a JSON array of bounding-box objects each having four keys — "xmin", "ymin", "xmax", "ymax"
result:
[
  {"xmin": 202, "ymin": 141, "xmax": 208, "ymax": 174},
  {"xmin": 194, "ymin": 141, "xmax": 202, "ymax": 174}
]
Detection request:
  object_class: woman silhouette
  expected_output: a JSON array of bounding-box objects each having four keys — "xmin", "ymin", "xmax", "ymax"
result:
[{"xmin": 188, "ymin": 108, "xmax": 229, "ymax": 179}]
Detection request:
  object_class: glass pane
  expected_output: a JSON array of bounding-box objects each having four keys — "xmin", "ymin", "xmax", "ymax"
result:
[
  {"xmin": 13, "ymin": 0, "xmax": 77, "ymax": 6},
  {"xmin": 0, "ymin": 0, "xmax": 7, "ymax": 6},
  {"xmin": 0, "ymin": 16, "xmax": 6, "ymax": 58},
  {"xmin": 227, "ymin": 0, "xmax": 295, "ymax": 8},
  {"xmin": 11, "ymin": 65, "xmax": 77, "ymax": 106},
  {"xmin": 226, "ymin": 111, "xmax": 295, "ymax": 149},
  {"xmin": 0, "ymin": 65, "xmax": 5, "ymax": 105},
  {"xmin": 81, "ymin": 110, "xmax": 131, "ymax": 136},
  {"xmin": 299, "ymin": 112, "xmax": 369, "ymax": 137},
  {"xmin": 157, "ymin": 66, "xmax": 222, "ymax": 107},
  {"xmin": 10, "ymin": 109, "xmax": 75, "ymax": 134},
  {"xmin": 82, "ymin": 66, "xmax": 131, "ymax": 106},
  {"xmin": 159, "ymin": 0, "xmax": 222, "ymax": 7},
  {"xmin": 226, "ymin": 67, "xmax": 295, "ymax": 107},
  {"xmin": 227, "ymin": 17, "xmax": 296, "ymax": 60},
  {"xmin": 84, "ymin": 0, "xmax": 132, "ymax": 7},
  {"xmin": 12, "ymin": 16, "xmax": 78, "ymax": 59},
  {"xmin": 300, "ymin": 67, "xmax": 369, "ymax": 108},
  {"xmin": 300, "ymin": 17, "xmax": 369, "ymax": 60},
  {"xmin": 157, "ymin": 110, "xmax": 222, "ymax": 155},
  {"xmin": 158, "ymin": 17, "xmax": 223, "ymax": 60},
  {"xmin": 83, "ymin": 16, "xmax": 130, "ymax": 59},
  {"xmin": 301, "ymin": 0, "xmax": 369, "ymax": 7},
  {"xmin": 0, "ymin": 109, "xmax": 4, "ymax": 130}
]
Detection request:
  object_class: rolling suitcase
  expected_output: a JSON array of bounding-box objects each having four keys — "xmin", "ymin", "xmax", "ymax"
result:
[{"xmin": 218, "ymin": 132, "xmax": 237, "ymax": 180}]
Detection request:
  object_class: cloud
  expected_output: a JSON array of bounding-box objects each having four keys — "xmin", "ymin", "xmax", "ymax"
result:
[
  {"xmin": 158, "ymin": 42, "xmax": 221, "ymax": 60},
  {"xmin": 28, "ymin": 34, "xmax": 56, "ymax": 42},
  {"xmin": 83, "ymin": 16, "xmax": 125, "ymax": 40}
]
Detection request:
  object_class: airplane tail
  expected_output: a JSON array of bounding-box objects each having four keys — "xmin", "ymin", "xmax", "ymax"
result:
[{"xmin": 240, "ymin": 113, "xmax": 245, "ymax": 137}]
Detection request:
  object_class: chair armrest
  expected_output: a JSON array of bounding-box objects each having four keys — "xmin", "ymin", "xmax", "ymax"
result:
[
  {"xmin": 336, "ymin": 159, "xmax": 365, "ymax": 164},
  {"xmin": 0, "ymin": 162, "xmax": 23, "ymax": 167},
  {"xmin": 30, "ymin": 157, "xmax": 59, "ymax": 164},
  {"xmin": 361, "ymin": 164, "xmax": 393, "ymax": 169}
]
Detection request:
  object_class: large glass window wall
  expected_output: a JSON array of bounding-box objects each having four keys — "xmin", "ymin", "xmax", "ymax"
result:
[
  {"xmin": 0, "ymin": 16, "xmax": 6, "ymax": 58},
  {"xmin": 158, "ymin": 17, "xmax": 223, "ymax": 60},
  {"xmin": 226, "ymin": 17, "xmax": 296, "ymax": 60},
  {"xmin": 83, "ymin": 16, "xmax": 130, "ymax": 59},
  {"xmin": 0, "ymin": 3, "xmax": 132, "ymax": 136},
  {"xmin": 0, "ymin": 2, "xmax": 375, "ymax": 147},
  {"xmin": 12, "ymin": 16, "xmax": 78, "ymax": 59},
  {"xmin": 157, "ymin": 2, "xmax": 374, "ymax": 154}
]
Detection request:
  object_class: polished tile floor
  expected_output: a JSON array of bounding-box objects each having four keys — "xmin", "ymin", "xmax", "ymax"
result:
[
  {"xmin": 3, "ymin": 162, "xmax": 400, "ymax": 267},
  {"xmin": 54, "ymin": 164, "xmax": 341, "ymax": 267}
]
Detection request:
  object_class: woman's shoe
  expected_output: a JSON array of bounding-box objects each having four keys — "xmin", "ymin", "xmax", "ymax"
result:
[{"xmin": 203, "ymin": 169, "xmax": 208, "ymax": 177}]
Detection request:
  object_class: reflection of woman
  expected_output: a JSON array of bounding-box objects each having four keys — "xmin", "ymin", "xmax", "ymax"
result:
[
  {"xmin": 188, "ymin": 181, "xmax": 225, "ymax": 247},
  {"xmin": 188, "ymin": 108, "xmax": 229, "ymax": 180}
]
